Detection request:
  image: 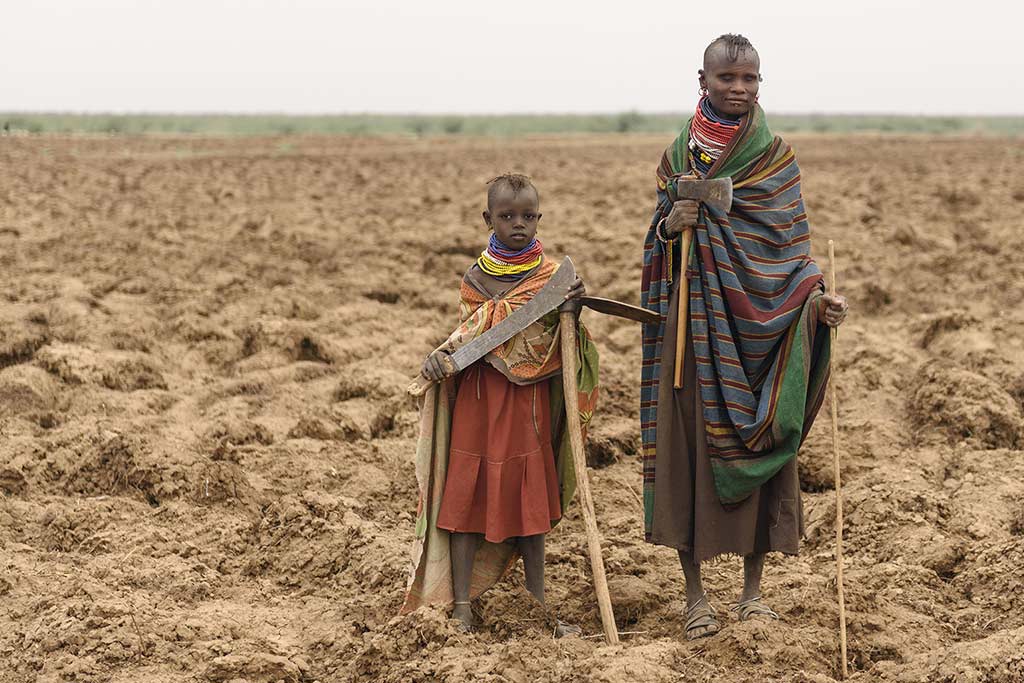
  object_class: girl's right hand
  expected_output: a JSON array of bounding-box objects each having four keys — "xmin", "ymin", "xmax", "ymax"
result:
[
  {"xmin": 422, "ymin": 350, "xmax": 455, "ymax": 381},
  {"xmin": 666, "ymin": 199, "xmax": 699, "ymax": 236}
]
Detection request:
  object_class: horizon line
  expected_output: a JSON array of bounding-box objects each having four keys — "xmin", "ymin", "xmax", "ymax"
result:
[{"xmin": 3, "ymin": 110, "xmax": 1023, "ymax": 119}]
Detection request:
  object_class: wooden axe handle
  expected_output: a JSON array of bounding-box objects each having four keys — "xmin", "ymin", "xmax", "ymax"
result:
[{"xmin": 673, "ymin": 228, "xmax": 693, "ymax": 389}]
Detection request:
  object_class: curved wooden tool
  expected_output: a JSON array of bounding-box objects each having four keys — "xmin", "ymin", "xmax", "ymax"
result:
[
  {"xmin": 559, "ymin": 299, "xmax": 619, "ymax": 645},
  {"xmin": 579, "ymin": 296, "xmax": 659, "ymax": 326}
]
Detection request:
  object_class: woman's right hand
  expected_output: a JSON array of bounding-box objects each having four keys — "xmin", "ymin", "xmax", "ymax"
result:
[
  {"xmin": 665, "ymin": 199, "xmax": 699, "ymax": 236},
  {"xmin": 421, "ymin": 349, "xmax": 455, "ymax": 382}
]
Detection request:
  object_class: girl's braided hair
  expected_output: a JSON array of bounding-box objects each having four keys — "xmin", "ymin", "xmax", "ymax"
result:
[{"xmin": 486, "ymin": 173, "xmax": 538, "ymax": 210}]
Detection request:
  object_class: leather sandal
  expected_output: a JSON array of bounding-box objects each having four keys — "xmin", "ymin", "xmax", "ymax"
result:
[
  {"xmin": 731, "ymin": 596, "xmax": 780, "ymax": 622},
  {"xmin": 685, "ymin": 594, "xmax": 721, "ymax": 640}
]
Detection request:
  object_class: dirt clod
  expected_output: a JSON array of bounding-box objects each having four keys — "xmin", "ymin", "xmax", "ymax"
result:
[{"xmin": 909, "ymin": 361, "xmax": 1023, "ymax": 448}]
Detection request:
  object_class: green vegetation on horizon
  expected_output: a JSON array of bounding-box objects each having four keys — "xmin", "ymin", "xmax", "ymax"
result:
[{"xmin": 3, "ymin": 112, "xmax": 1023, "ymax": 136}]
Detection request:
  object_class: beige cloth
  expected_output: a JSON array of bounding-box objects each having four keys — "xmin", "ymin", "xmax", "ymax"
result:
[{"xmin": 647, "ymin": 277, "xmax": 804, "ymax": 562}]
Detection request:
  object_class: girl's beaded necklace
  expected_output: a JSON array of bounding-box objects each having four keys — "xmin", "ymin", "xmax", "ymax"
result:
[{"xmin": 477, "ymin": 234, "xmax": 544, "ymax": 282}]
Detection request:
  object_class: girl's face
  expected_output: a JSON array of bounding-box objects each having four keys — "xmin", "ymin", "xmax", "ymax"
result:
[
  {"xmin": 699, "ymin": 49, "xmax": 761, "ymax": 117},
  {"xmin": 483, "ymin": 186, "xmax": 541, "ymax": 249}
]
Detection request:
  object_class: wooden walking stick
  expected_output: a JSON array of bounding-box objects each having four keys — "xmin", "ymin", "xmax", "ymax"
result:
[
  {"xmin": 828, "ymin": 239, "xmax": 849, "ymax": 678},
  {"xmin": 559, "ymin": 301, "xmax": 619, "ymax": 645}
]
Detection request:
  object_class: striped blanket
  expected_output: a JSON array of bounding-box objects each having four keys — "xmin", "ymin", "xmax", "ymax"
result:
[{"xmin": 640, "ymin": 104, "xmax": 831, "ymax": 530}]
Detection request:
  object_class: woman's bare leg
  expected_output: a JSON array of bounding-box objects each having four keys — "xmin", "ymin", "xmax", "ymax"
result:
[
  {"xmin": 741, "ymin": 553, "xmax": 765, "ymax": 602},
  {"xmin": 678, "ymin": 549, "xmax": 706, "ymax": 607},
  {"xmin": 679, "ymin": 549, "xmax": 719, "ymax": 638}
]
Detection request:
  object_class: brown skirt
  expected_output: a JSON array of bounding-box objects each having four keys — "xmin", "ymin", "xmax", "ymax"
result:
[
  {"xmin": 647, "ymin": 277, "xmax": 804, "ymax": 562},
  {"xmin": 435, "ymin": 363, "xmax": 562, "ymax": 543}
]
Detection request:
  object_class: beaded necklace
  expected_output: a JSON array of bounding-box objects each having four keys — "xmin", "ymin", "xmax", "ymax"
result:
[
  {"xmin": 688, "ymin": 96, "xmax": 741, "ymax": 177},
  {"xmin": 477, "ymin": 234, "xmax": 544, "ymax": 282}
]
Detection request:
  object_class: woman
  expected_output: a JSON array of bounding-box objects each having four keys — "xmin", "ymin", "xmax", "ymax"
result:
[{"xmin": 639, "ymin": 33, "xmax": 849, "ymax": 640}]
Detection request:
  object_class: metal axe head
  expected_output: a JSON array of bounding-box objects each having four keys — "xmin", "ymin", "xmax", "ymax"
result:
[{"xmin": 673, "ymin": 177, "xmax": 733, "ymax": 213}]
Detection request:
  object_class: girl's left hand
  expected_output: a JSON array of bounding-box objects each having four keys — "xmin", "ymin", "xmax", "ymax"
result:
[
  {"xmin": 565, "ymin": 276, "xmax": 586, "ymax": 301},
  {"xmin": 820, "ymin": 294, "xmax": 849, "ymax": 328}
]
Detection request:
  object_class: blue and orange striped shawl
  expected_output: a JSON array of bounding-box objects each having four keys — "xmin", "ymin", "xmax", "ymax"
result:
[{"xmin": 640, "ymin": 105, "xmax": 831, "ymax": 532}]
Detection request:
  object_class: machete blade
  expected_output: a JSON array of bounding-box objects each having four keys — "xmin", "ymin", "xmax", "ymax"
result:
[{"xmin": 446, "ymin": 256, "xmax": 576, "ymax": 373}]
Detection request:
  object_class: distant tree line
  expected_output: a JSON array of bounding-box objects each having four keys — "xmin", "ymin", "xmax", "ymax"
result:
[{"xmin": 2, "ymin": 113, "xmax": 1022, "ymax": 137}]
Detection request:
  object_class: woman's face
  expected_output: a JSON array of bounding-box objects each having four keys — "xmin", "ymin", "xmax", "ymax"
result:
[{"xmin": 699, "ymin": 48, "xmax": 761, "ymax": 117}]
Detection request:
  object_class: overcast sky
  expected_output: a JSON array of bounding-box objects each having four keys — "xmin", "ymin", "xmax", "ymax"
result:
[{"xmin": 3, "ymin": 0, "xmax": 1020, "ymax": 115}]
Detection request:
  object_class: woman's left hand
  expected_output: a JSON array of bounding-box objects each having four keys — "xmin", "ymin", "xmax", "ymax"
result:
[
  {"xmin": 565, "ymin": 276, "xmax": 586, "ymax": 301},
  {"xmin": 820, "ymin": 294, "xmax": 849, "ymax": 327}
]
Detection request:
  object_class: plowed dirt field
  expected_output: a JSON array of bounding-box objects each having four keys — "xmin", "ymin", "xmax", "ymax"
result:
[{"xmin": 1, "ymin": 134, "xmax": 1023, "ymax": 682}]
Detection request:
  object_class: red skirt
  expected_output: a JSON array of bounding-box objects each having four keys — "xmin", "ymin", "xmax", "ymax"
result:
[{"xmin": 435, "ymin": 363, "xmax": 562, "ymax": 543}]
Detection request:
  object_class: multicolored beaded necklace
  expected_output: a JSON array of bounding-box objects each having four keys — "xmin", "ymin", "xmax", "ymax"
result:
[
  {"xmin": 477, "ymin": 234, "xmax": 544, "ymax": 281},
  {"xmin": 688, "ymin": 96, "xmax": 741, "ymax": 177}
]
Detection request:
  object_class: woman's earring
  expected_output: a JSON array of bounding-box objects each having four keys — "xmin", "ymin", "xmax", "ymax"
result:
[{"xmin": 699, "ymin": 86, "xmax": 708, "ymax": 96}]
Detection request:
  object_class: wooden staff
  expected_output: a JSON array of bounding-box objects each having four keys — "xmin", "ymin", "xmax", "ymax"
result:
[
  {"xmin": 828, "ymin": 240, "xmax": 848, "ymax": 678},
  {"xmin": 673, "ymin": 228, "xmax": 694, "ymax": 389},
  {"xmin": 559, "ymin": 305, "xmax": 619, "ymax": 645}
]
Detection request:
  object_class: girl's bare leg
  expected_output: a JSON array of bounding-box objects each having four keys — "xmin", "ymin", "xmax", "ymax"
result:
[
  {"xmin": 518, "ymin": 533, "xmax": 579, "ymax": 637},
  {"xmin": 518, "ymin": 533, "xmax": 546, "ymax": 603},
  {"xmin": 450, "ymin": 532, "xmax": 480, "ymax": 629}
]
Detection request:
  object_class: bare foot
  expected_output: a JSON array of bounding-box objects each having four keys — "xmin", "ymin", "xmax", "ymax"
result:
[
  {"xmin": 452, "ymin": 602, "xmax": 476, "ymax": 632},
  {"xmin": 554, "ymin": 619, "xmax": 582, "ymax": 638}
]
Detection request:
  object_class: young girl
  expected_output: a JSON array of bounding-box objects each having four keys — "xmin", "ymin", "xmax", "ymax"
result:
[
  {"xmin": 400, "ymin": 173, "xmax": 599, "ymax": 636},
  {"xmin": 640, "ymin": 34, "xmax": 849, "ymax": 639}
]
